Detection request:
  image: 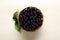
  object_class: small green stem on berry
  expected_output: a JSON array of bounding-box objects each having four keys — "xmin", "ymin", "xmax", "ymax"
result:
[
  {"xmin": 15, "ymin": 22, "xmax": 21, "ymax": 32},
  {"xmin": 13, "ymin": 10, "xmax": 21, "ymax": 32}
]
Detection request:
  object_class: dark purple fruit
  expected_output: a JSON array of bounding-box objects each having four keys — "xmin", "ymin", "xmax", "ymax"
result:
[{"xmin": 18, "ymin": 7, "xmax": 43, "ymax": 31}]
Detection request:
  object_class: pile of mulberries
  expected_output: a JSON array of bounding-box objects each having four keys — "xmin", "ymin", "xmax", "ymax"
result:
[{"xmin": 19, "ymin": 7, "xmax": 43, "ymax": 31}]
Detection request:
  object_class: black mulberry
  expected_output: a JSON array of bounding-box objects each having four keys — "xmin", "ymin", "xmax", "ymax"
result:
[{"xmin": 18, "ymin": 7, "xmax": 43, "ymax": 31}]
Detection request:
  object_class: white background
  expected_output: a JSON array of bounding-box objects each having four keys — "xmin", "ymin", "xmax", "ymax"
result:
[{"xmin": 0, "ymin": 0, "xmax": 60, "ymax": 40}]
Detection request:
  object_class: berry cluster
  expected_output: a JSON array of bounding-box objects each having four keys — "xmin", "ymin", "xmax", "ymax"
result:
[{"xmin": 19, "ymin": 7, "xmax": 43, "ymax": 31}]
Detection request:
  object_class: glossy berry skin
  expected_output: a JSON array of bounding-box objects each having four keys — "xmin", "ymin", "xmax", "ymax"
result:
[{"xmin": 18, "ymin": 7, "xmax": 43, "ymax": 31}]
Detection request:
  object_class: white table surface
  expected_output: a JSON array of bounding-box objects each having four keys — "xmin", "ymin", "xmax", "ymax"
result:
[{"xmin": 0, "ymin": 0, "xmax": 60, "ymax": 40}]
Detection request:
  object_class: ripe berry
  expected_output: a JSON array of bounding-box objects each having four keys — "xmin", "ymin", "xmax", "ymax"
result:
[{"xmin": 18, "ymin": 7, "xmax": 43, "ymax": 31}]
